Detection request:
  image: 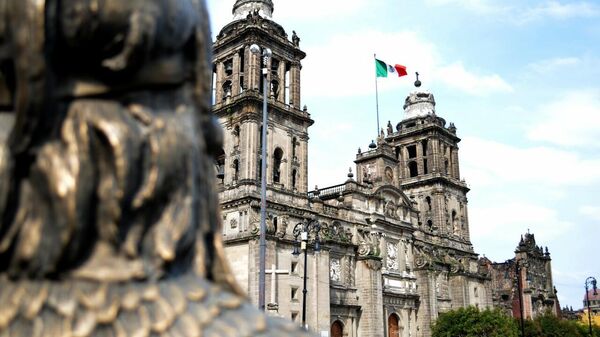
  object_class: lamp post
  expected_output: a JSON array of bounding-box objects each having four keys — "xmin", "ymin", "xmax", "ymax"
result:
[
  {"xmin": 250, "ymin": 43, "xmax": 272, "ymax": 311},
  {"xmin": 292, "ymin": 219, "xmax": 322, "ymax": 330},
  {"xmin": 585, "ymin": 276, "xmax": 598, "ymax": 337}
]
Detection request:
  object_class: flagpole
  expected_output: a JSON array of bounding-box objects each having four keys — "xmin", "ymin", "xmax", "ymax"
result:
[{"xmin": 374, "ymin": 53, "xmax": 380, "ymax": 138}]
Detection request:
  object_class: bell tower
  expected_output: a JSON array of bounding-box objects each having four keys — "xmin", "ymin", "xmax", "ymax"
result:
[
  {"xmin": 212, "ymin": 2, "xmax": 312, "ymax": 201},
  {"xmin": 386, "ymin": 85, "xmax": 472, "ymax": 246}
]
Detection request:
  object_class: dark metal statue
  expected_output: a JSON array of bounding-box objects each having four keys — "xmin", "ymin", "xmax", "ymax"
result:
[{"xmin": 0, "ymin": 0, "xmax": 311, "ymax": 336}]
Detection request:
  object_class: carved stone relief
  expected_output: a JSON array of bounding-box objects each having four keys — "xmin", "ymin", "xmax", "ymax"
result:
[
  {"xmin": 386, "ymin": 242, "xmax": 399, "ymax": 270},
  {"xmin": 331, "ymin": 258, "xmax": 341, "ymax": 282}
]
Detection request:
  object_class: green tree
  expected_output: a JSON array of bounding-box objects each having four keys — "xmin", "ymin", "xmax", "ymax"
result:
[
  {"xmin": 521, "ymin": 310, "xmax": 599, "ymax": 337},
  {"xmin": 431, "ymin": 306, "xmax": 519, "ymax": 337}
]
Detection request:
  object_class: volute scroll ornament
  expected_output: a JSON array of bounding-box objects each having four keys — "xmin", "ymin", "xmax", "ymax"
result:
[{"xmin": 0, "ymin": 0, "xmax": 313, "ymax": 336}]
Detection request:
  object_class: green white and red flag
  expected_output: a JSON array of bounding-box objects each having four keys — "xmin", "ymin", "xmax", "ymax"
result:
[{"xmin": 375, "ymin": 58, "xmax": 407, "ymax": 78}]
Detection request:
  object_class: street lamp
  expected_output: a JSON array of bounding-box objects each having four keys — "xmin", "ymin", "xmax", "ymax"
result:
[
  {"xmin": 292, "ymin": 219, "xmax": 322, "ymax": 330},
  {"xmin": 585, "ymin": 276, "xmax": 598, "ymax": 337},
  {"xmin": 250, "ymin": 43, "xmax": 272, "ymax": 311}
]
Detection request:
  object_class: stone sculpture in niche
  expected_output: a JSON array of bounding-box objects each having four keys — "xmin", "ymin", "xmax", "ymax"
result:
[{"xmin": 0, "ymin": 0, "xmax": 311, "ymax": 336}]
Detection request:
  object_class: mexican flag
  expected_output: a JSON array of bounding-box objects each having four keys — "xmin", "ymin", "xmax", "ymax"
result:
[{"xmin": 376, "ymin": 58, "xmax": 407, "ymax": 78}]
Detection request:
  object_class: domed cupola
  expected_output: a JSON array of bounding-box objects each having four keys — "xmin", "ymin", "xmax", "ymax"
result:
[
  {"xmin": 403, "ymin": 91, "xmax": 436, "ymax": 120},
  {"xmin": 233, "ymin": 0, "xmax": 274, "ymax": 20}
]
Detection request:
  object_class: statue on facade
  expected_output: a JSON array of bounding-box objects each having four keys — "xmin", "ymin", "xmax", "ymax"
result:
[
  {"xmin": 0, "ymin": 0, "xmax": 311, "ymax": 335},
  {"xmin": 292, "ymin": 31, "xmax": 300, "ymax": 47}
]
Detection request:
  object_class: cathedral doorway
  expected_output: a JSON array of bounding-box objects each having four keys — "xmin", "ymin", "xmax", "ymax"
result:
[
  {"xmin": 331, "ymin": 320, "xmax": 343, "ymax": 337},
  {"xmin": 388, "ymin": 314, "xmax": 400, "ymax": 337}
]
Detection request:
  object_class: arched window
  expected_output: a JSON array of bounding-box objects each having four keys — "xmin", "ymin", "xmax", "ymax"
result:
[
  {"xmin": 292, "ymin": 137, "xmax": 298, "ymax": 160},
  {"xmin": 331, "ymin": 320, "xmax": 344, "ymax": 337},
  {"xmin": 233, "ymin": 125, "xmax": 240, "ymax": 148},
  {"xmin": 273, "ymin": 148, "xmax": 283, "ymax": 183},
  {"xmin": 271, "ymin": 80, "xmax": 279, "ymax": 98},
  {"xmin": 222, "ymin": 80, "xmax": 232, "ymax": 101},
  {"xmin": 292, "ymin": 169, "xmax": 297, "ymax": 189},
  {"xmin": 425, "ymin": 196, "xmax": 432, "ymax": 211},
  {"xmin": 408, "ymin": 161, "xmax": 418, "ymax": 177},
  {"xmin": 444, "ymin": 159, "xmax": 449, "ymax": 174},
  {"xmin": 452, "ymin": 210, "xmax": 458, "ymax": 233},
  {"xmin": 233, "ymin": 159, "xmax": 239, "ymax": 181},
  {"xmin": 427, "ymin": 219, "xmax": 433, "ymax": 231},
  {"xmin": 215, "ymin": 149, "xmax": 225, "ymax": 183},
  {"xmin": 388, "ymin": 314, "xmax": 401, "ymax": 337}
]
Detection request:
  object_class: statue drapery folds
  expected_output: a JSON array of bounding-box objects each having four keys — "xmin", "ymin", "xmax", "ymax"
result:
[{"xmin": 0, "ymin": 0, "xmax": 311, "ymax": 335}]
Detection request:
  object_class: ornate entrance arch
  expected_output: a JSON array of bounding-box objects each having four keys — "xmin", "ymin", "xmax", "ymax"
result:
[
  {"xmin": 331, "ymin": 320, "xmax": 344, "ymax": 337},
  {"xmin": 388, "ymin": 313, "xmax": 400, "ymax": 337}
]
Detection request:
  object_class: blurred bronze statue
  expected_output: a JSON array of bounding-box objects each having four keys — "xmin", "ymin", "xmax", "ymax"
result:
[{"xmin": 0, "ymin": 0, "xmax": 311, "ymax": 335}]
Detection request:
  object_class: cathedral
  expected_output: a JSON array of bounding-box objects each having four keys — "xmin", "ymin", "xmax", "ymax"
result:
[{"xmin": 211, "ymin": 1, "xmax": 558, "ymax": 336}]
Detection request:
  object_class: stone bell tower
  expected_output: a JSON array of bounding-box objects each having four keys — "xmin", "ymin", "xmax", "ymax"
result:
[
  {"xmin": 212, "ymin": 1, "xmax": 311, "ymax": 197},
  {"xmin": 387, "ymin": 88, "xmax": 472, "ymax": 244},
  {"xmin": 212, "ymin": 1, "xmax": 318, "ymax": 316}
]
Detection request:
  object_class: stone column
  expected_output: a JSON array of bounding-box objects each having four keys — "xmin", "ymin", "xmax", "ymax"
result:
[
  {"xmin": 215, "ymin": 61, "xmax": 224, "ymax": 103},
  {"xmin": 243, "ymin": 120, "xmax": 260, "ymax": 181},
  {"xmin": 249, "ymin": 48, "xmax": 260, "ymax": 91},
  {"xmin": 277, "ymin": 59, "xmax": 286, "ymax": 103},
  {"xmin": 461, "ymin": 201, "xmax": 471, "ymax": 241},
  {"xmin": 451, "ymin": 147, "xmax": 460, "ymax": 179},
  {"xmin": 299, "ymin": 135, "xmax": 308, "ymax": 193},
  {"xmin": 290, "ymin": 62, "xmax": 301, "ymax": 109},
  {"xmin": 416, "ymin": 140, "xmax": 424, "ymax": 175},
  {"xmin": 415, "ymin": 270, "xmax": 436, "ymax": 337},
  {"xmin": 356, "ymin": 257, "xmax": 384, "ymax": 337},
  {"xmin": 232, "ymin": 52, "xmax": 241, "ymax": 96},
  {"xmin": 430, "ymin": 138, "xmax": 439, "ymax": 173}
]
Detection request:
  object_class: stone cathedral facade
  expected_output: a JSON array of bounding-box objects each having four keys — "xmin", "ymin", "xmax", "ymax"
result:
[{"xmin": 211, "ymin": 1, "xmax": 555, "ymax": 337}]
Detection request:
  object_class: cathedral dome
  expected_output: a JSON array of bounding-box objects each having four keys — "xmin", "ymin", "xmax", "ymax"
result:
[
  {"xmin": 403, "ymin": 91, "xmax": 436, "ymax": 120},
  {"xmin": 233, "ymin": 0, "xmax": 274, "ymax": 20}
]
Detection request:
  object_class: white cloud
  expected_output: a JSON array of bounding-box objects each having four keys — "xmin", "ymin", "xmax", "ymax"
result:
[
  {"xmin": 424, "ymin": 0, "xmax": 509, "ymax": 14},
  {"xmin": 579, "ymin": 206, "xmax": 600, "ymax": 221},
  {"xmin": 425, "ymin": 0, "xmax": 600, "ymax": 23},
  {"xmin": 208, "ymin": 0, "xmax": 370, "ymax": 34},
  {"xmin": 527, "ymin": 57, "xmax": 581, "ymax": 74},
  {"xmin": 522, "ymin": 1, "xmax": 600, "ymax": 22},
  {"xmin": 302, "ymin": 30, "xmax": 511, "ymax": 98},
  {"xmin": 527, "ymin": 90, "xmax": 600, "ymax": 148},
  {"xmin": 461, "ymin": 136, "xmax": 600, "ymax": 188},
  {"xmin": 470, "ymin": 202, "xmax": 573, "ymax": 241},
  {"xmin": 437, "ymin": 63, "xmax": 513, "ymax": 95},
  {"xmin": 275, "ymin": 0, "xmax": 369, "ymax": 21}
]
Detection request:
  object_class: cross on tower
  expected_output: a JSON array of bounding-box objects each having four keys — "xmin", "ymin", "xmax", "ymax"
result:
[{"xmin": 265, "ymin": 263, "xmax": 289, "ymax": 306}]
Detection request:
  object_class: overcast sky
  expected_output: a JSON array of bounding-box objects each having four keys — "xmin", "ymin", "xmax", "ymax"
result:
[{"xmin": 207, "ymin": 0, "xmax": 600, "ymax": 310}]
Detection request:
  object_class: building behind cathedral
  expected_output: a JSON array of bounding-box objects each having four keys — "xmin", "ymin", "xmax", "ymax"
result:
[{"xmin": 211, "ymin": 1, "xmax": 559, "ymax": 336}]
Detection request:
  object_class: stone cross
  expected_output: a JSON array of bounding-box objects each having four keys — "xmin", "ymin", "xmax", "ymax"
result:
[{"xmin": 265, "ymin": 263, "xmax": 289, "ymax": 305}]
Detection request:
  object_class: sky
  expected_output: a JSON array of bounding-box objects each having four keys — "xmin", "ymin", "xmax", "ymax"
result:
[{"xmin": 206, "ymin": 0, "xmax": 600, "ymax": 310}]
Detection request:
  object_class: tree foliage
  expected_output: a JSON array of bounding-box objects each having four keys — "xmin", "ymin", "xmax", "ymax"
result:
[
  {"xmin": 432, "ymin": 307, "xmax": 600, "ymax": 337},
  {"xmin": 431, "ymin": 306, "xmax": 518, "ymax": 337},
  {"xmin": 524, "ymin": 311, "xmax": 600, "ymax": 337}
]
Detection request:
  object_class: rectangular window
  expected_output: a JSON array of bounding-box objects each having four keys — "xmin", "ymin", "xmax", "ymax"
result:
[
  {"xmin": 407, "ymin": 145, "xmax": 417, "ymax": 159},
  {"xmin": 291, "ymin": 261, "xmax": 298, "ymax": 274},
  {"xmin": 224, "ymin": 59, "xmax": 233, "ymax": 76},
  {"xmin": 291, "ymin": 287, "xmax": 299, "ymax": 301},
  {"xmin": 291, "ymin": 312, "xmax": 299, "ymax": 322}
]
